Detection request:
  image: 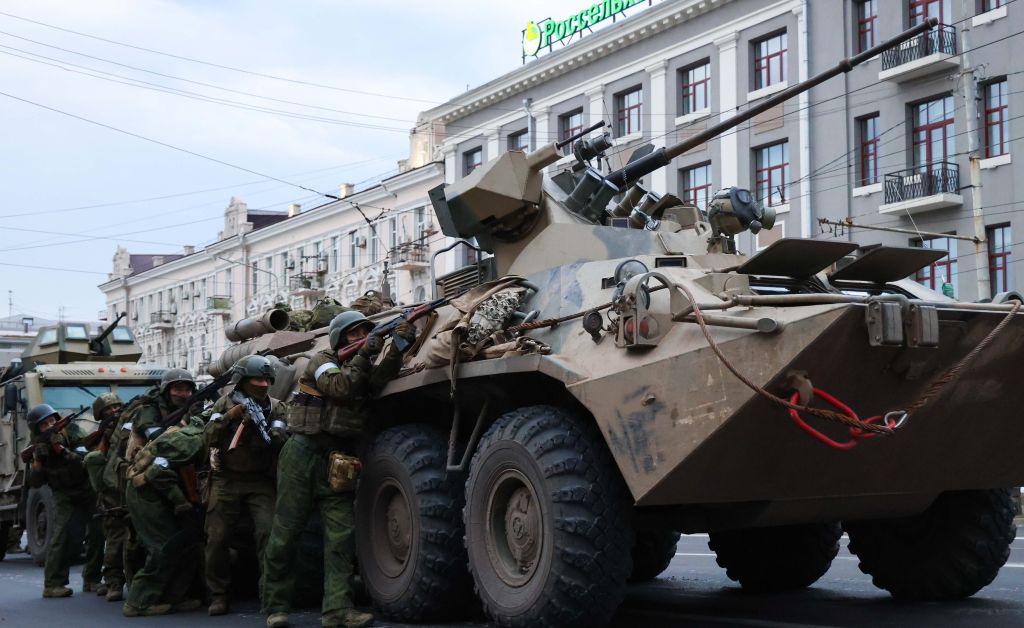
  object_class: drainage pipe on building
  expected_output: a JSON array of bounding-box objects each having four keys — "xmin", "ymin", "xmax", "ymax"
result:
[{"xmin": 799, "ymin": 0, "xmax": 811, "ymax": 238}]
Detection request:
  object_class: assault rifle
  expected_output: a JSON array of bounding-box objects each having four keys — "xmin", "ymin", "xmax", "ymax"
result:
[
  {"xmin": 227, "ymin": 394, "xmax": 272, "ymax": 450},
  {"xmin": 19, "ymin": 406, "xmax": 90, "ymax": 462},
  {"xmin": 158, "ymin": 349, "xmax": 274, "ymax": 429},
  {"xmin": 82, "ymin": 394, "xmax": 140, "ymax": 451},
  {"xmin": 336, "ymin": 294, "xmax": 456, "ymax": 364}
]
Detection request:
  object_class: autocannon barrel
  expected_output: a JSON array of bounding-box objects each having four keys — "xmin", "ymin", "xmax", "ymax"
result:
[{"xmin": 224, "ymin": 309, "xmax": 289, "ymax": 343}]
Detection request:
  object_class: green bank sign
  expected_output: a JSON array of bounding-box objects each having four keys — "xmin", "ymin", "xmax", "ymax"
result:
[{"xmin": 523, "ymin": 0, "xmax": 648, "ymax": 56}]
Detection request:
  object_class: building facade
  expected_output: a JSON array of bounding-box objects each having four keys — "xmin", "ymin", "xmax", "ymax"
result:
[
  {"xmin": 415, "ymin": 0, "xmax": 1019, "ymax": 301},
  {"xmin": 99, "ymin": 162, "xmax": 445, "ymax": 373}
]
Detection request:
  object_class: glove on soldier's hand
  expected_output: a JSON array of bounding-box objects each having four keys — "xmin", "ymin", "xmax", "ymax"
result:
[
  {"xmin": 394, "ymin": 321, "xmax": 416, "ymax": 343},
  {"xmin": 358, "ymin": 330, "xmax": 388, "ymax": 359},
  {"xmin": 33, "ymin": 443, "xmax": 50, "ymax": 461},
  {"xmin": 225, "ymin": 403, "xmax": 246, "ymax": 422},
  {"xmin": 49, "ymin": 432, "xmax": 67, "ymax": 448},
  {"xmin": 270, "ymin": 425, "xmax": 287, "ymax": 447}
]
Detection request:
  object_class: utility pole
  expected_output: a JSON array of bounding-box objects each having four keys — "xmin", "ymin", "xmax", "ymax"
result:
[{"xmin": 961, "ymin": 0, "xmax": 991, "ymax": 301}]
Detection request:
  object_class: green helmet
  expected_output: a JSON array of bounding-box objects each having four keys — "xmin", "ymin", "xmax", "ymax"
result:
[
  {"xmin": 328, "ymin": 311, "xmax": 374, "ymax": 351},
  {"xmin": 26, "ymin": 403, "xmax": 59, "ymax": 433},
  {"xmin": 160, "ymin": 368, "xmax": 196, "ymax": 395},
  {"xmin": 91, "ymin": 392, "xmax": 123, "ymax": 418},
  {"xmin": 230, "ymin": 354, "xmax": 275, "ymax": 385}
]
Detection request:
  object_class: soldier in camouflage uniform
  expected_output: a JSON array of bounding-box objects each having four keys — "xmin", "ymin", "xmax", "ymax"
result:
[
  {"xmin": 122, "ymin": 416, "xmax": 208, "ymax": 617},
  {"xmin": 102, "ymin": 388, "xmax": 156, "ymax": 593},
  {"xmin": 261, "ymin": 311, "xmax": 414, "ymax": 628},
  {"xmin": 26, "ymin": 403, "xmax": 105, "ymax": 598},
  {"xmin": 83, "ymin": 392, "xmax": 126, "ymax": 601},
  {"xmin": 129, "ymin": 369, "xmax": 199, "ymax": 449},
  {"xmin": 203, "ymin": 355, "xmax": 287, "ymax": 616}
]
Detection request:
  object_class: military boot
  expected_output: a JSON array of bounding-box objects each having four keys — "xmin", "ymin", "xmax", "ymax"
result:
[
  {"xmin": 83, "ymin": 581, "xmax": 102, "ymax": 593},
  {"xmin": 322, "ymin": 608, "xmax": 374, "ymax": 628},
  {"xmin": 173, "ymin": 599, "xmax": 202, "ymax": 613},
  {"xmin": 96, "ymin": 584, "xmax": 109, "ymax": 596},
  {"xmin": 208, "ymin": 596, "xmax": 229, "ymax": 616},
  {"xmin": 106, "ymin": 585, "xmax": 124, "ymax": 602},
  {"xmin": 42, "ymin": 586, "xmax": 73, "ymax": 598},
  {"xmin": 267, "ymin": 612, "xmax": 289, "ymax": 628},
  {"xmin": 123, "ymin": 603, "xmax": 172, "ymax": 617}
]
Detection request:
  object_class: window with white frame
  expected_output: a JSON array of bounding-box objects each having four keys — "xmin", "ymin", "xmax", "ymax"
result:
[
  {"xmin": 369, "ymin": 226, "xmax": 380, "ymax": 265},
  {"xmin": 331, "ymin": 236, "xmax": 339, "ymax": 272},
  {"xmin": 415, "ymin": 207, "xmax": 428, "ymax": 242},
  {"xmin": 389, "ymin": 217, "xmax": 398, "ymax": 254},
  {"xmin": 349, "ymin": 231, "xmax": 359, "ymax": 268},
  {"xmin": 224, "ymin": 269, "xmax": 232, "ymax": 297}
]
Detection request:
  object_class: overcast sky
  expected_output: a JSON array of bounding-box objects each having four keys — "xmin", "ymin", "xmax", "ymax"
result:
[{"xmin": 0, "ymin": 0, "xmax": 613, "ymax": 321}]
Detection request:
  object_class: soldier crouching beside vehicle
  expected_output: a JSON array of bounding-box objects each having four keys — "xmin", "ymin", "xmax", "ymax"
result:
[
  {"xmin": 26, "ymin": 403, "xmax": 104, "ymax": 598},
  {"xmin": 261, "ymin": 311, "xmax": 414, "ymax": 628},
  {"xmin": 202, "ymin": 355, "xmax": 287, "ymax": 616},
  {"xmin": 122, "ymin": 369, "xmax": 205, "ymax": 617}
]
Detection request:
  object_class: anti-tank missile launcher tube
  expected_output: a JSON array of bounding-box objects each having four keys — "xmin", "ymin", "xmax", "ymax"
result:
[
  {"xmin": 224, "ymin": 308, "xmax": 289, "ymax": 343},
  {"xmin": 603, "ymin": 18, "xmax": 940, "ymax": 190}
]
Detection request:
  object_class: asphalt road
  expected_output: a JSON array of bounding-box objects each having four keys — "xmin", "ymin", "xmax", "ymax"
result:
[{"xmin": 3, "ymin": 532, "xmax": 1024, "ymax": 628}]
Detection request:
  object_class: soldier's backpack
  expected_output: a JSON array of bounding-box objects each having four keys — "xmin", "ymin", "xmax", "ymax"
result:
[{"xmin": 351, "ymin": 290, "xmax": 385, "ymax": 316}]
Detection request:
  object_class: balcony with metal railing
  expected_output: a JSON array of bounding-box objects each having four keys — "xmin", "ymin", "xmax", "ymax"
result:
[
  {"xmin": 149, "ymin": 310, "xmax": 175, "ymax": 329},
  {"xmin": 206, "ymin": 296, "xmax": 231, "ymax": 315},
  {"xmin": 879, "ymin": 162, "xmax": 963, "ymax": 215},
  {"xmin": 390, "ymin": 243, "xmax": 430, "ymax": 271},
  {"xmin": 879, "ymin": 25, "xmax": 959, "ymax": 83}
]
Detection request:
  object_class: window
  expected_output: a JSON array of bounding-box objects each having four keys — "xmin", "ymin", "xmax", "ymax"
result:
[
  {"xmin": 681, "ymin": 164, "xmax": 713, "ymax": 209},
  {"xmin": 755, "ymin": 142, "xmax": 790, "ymax": 207},
  {"xmin": 985, "ymin": 0, "xmax": 1005, "ymax": 9},
  {"xmin": 251, "ymin": 261, "xmax": 258, "ymax": 294},
  {"xmin": 349, "ymin": 231, "xmax": 359, "ymax": 268},
  {"xmin": 910, "ymin": 0, "xmax": 950, "ymax": 25},
  {"xmin": 508, "ymin": 129, "xmax": 529, "ymax": 151},
  {"xmin": 389, "ymin": 217, "xmax": 398, "ymax": 253},
  {"xmin": 913, "ymin": 95, "xmax": 955, "ymax": 168},
  {"xmin": 224, "ymin": 269, "xmax": 232, "ymax": 297},
  {"xmin": 281, "ymin": 252, "xmax": 290, "ymax": 286},
  {"xmin": 463, "ymin": 148, "xmax": 482, "ymax": 176},
  {"xmin": 415, "ymin": 207, "xmax": 428, "ymax": 241},
  {"xmin": 369, "ymin": 226, "xmax": 379, "ymax": 265},
  {"xmin": 859, "ymin": 115, "xmax": 881, "ymax": 186},
  {"xmin": 754, "ymin": 33, "xmax": 787, "ymax": 90},
  {"xmin": 265, "ymin": 257, "xmax": 273, "ymax": 291},
  {"xmin": 985, "ymin": 80, "xmax": 1009, "ymax": 158},
  {"xmin": 560, "ymin": 109, "xmax": 584, "ymax": 142},
  {"xmin": 189, "ymin": 282, "xmax": 195, "ymax": 311},
  {"xmin": 988, "ymin": 225, "xmax": 1012, "ymax": 294},
  {"xmin": 914, "ymin": 236, "xmax": 957, "ymax": 296},
  {"xmin": 680, "ymin": 62, "xmax": 711, "ymax": 115},
  {"xmin": 331, "ymin": 236, "xmax": 339, "ymax": 273},
  {"xmin": 200, "ymin": 278, "xmax": 207, "ymax": 305},
  {"xmin": 857, "ymin": 0, "xmax": 877, "ymax": 52},
  {"xmin": 617, "ymin": 88, "xmax": 643, "ymax": 136},
  {"xmin": 66, "ymin": 324, "xmax": 88, "ymax": 340}
]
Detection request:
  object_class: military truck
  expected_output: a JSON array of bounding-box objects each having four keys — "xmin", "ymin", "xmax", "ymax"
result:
[
  {"xmin": 211, "ymin": 19, "xmax": 1023, "ymax": 628},
  {"xmin": 0, "ymin": 315, "xmax": 164, "ymax": 564}
]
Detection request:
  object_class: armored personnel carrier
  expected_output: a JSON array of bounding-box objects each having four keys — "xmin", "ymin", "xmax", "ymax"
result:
[
  {"xmin": 211, "ymin": 18, "xmax": 1022, "ymax": 628},
  {"xmin": 0, "ymin": 315, "xmax": 164, "ymax": 564}
]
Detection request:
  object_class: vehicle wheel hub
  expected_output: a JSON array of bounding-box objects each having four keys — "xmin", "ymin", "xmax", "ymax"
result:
[
  {"xmin": 387, "ymin": 493, "xmax": 411, "ymax": 563},
  {"xmin": 486, "ymin": 469, "xmax": 543, "ymax": 587},
  {"xmin": 505, "ymin": 488, "xmax": 539, "ymax": 571}
]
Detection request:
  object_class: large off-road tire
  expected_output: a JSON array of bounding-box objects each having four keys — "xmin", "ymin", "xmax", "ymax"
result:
[
  {"xmin": 629, "ymin": 530, "xmax": 680, "ymax": 582},
  {"xmin": 356, "ymin": 424, "xmax": 472, "ymax": 622},
  {"xmin": 465, "ymin": 405, "xmax": 634, "ymax": 628},
  {"xmin": 25, "ymin": 487, "xmax": 88, "ymax": 568},
  {"xmin": 845, "ymin": 489, "xmax": 1017, "ymax": 600},
  {"xmin": 709, "ymin": 523, "xmax": 841, "ymax": 591},
  {"xmin": 26, "ymin": 487, "xmax": 54, "ymax": 566}
]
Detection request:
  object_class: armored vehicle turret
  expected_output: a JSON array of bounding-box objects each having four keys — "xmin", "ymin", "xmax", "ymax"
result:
[
  {"xmin": 211, "ymin": 19, "xmax": 1023, "ymax": 628},
  {"xmin": 18, "ymin": 313, "xmax": 143, "ymax": 371}
]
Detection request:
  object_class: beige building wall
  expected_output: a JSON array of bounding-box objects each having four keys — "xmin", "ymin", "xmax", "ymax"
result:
[{"xmin": 98, "ymin": 162, "xmax": 446, "ymax": 373}]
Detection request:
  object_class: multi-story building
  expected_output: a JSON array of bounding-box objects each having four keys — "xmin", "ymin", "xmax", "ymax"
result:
[
  {"xmin": 98, "ymin": 162, "xmax": 445, "ymax": 373},
  {"xmin": 415, "ymin": 0, "xmax": 1018, "ymax": 301}
]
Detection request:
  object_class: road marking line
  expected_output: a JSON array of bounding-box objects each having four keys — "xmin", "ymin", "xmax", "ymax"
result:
[
  {"xmin": 1002, "ymin": 563, "xmax": 1024, "ymax": 568},
  {"xmin": 630, "ymin": 608, "xmax": 843, "ymax": 628},
  {"xmin": 676, "ymin": 552, "xmax": 716, "ymax": 556}
]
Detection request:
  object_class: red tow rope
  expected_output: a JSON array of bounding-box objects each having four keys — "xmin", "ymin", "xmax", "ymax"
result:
[{"xmin": 787, "ymin": 390, "xmax": 896, "ymax": 450}]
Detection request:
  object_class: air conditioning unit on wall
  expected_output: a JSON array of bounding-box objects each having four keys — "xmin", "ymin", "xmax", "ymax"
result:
[{"xmin": 355, "ymin": 236, "xmax": 367, "ymax": 248}]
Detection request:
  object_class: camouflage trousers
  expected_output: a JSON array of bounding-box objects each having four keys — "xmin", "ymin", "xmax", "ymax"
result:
[
  {"xmin": 260, "ymin": 437, "xmax": 355, "ymax": 615},
  {"xmin": 204, "ymin": 475, "xmax": 275, "ymax": 599},
  {"xmin": 101, "ymin": 513, "xmax": 127, "ymax": 588},
  {"xmin": 125, "ymin": 483, "xmax": 201, "ymax": 609},
  {"xmin": 44, "ymin": 486, "xmax": 103, "ymax": 589}
]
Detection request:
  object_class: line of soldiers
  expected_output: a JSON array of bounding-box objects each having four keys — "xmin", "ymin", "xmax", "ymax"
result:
[{"xmin": 25, "ymin": 310, "xmax": 413, "ymax": 628}]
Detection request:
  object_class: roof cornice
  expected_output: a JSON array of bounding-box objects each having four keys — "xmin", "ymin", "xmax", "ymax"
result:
[{"xmin": 420, "ymin": 0, "xmax": 732, "ymax": 125}]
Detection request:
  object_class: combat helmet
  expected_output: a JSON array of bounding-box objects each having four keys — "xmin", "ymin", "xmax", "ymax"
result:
[
  {"xmin": 91, "ymin": 392, "xmax": 123, "ymax": 418},
  {"xmin": 26, "ymin": 403, "xmax": 59, "ymax": 433},
  {"xmin": 230, "ymin": 354, "xmax": 275, "ymax": 385},
  {"xmin": 328, "ymin": 311, "xmax": 374, "ymax": 351},
  {"xmin": 160, "ymin": 368, "xmax": 196, "ymax": 395}
]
